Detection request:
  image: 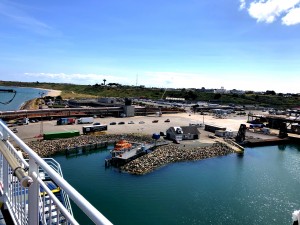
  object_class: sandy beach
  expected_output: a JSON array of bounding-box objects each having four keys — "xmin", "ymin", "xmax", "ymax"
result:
[{"xmin": 35, "ymin": 88, "xmax": 62, "ymax": 97}]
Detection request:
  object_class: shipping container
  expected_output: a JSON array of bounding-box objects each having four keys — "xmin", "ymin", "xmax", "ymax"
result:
[
  {"xmin": 56, "ymin": 118, "xmax": 76, "ymax": 125},
  {"xmin": 43, "ymin": 130, "xmax": 80, "ymax": 140}
]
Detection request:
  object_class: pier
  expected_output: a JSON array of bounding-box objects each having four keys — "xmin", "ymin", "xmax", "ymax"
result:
[
  {"xmin": 65, "ymin": 141, "xmax": 114, "ymax": 156},
  {"xmin": 106, "ymin": 142, "xmax": 169, "ymax": 167}
]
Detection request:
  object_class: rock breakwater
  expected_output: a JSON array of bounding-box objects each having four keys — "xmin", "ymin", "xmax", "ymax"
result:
[
  {"xmin": 121, "ymin": 142, "xmax": 235, "ymax": 175},
  {"xmin": 22, "ymin": 134, "xmax": 154, "ymax": 158}
]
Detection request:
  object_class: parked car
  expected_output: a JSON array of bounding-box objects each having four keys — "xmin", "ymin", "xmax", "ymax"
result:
[
  {"xmin": 12, "ymin": 128, "xmax": 18, "ymax": 133},
  {"xmin": 139, "ymin": 121, "xmax": 145, "ymax": 124},
  {"xmin": 128, "ymin": 121, "xmax": 134, "ymax": 124},
  {"xmin": 164, "ymin": 119, "xmax": 170, "ymax": 122},
  {"xmin": 152, "ymin": 120, "xmax": 159, "ymax": 123},
  {"xmin": 110, "ymin": 122, "xmax": 117, "ymax": 125},
  {"xmin": 93, "ymin": 122, "xmax": 101, "ymax": 125},
  {"xmin": 118, "ymin": 121, "xmax": 125, "ymax": 125}
]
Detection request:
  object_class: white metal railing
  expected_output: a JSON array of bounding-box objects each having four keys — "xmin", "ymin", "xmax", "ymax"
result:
[
  {"xmin": 39, "ymin": 158, "xmax": 74, "ymax": 219},
  {"xmin": 0, "ymin": 120, "xmax": 113, "ymax": 225}
]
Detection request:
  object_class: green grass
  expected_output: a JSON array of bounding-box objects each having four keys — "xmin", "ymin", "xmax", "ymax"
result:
[{"xmin": 1, "ymin": 80, "xmax": 298, "ymax": 109}]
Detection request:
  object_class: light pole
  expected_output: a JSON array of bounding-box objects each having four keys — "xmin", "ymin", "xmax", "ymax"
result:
[{"xmin": 38, "ymin": 92, "xmax": 45, "ymax": 137}]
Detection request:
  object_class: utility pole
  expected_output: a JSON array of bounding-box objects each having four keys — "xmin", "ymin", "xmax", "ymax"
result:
[
  {"xmin": 39, "ymin": 116, "xmax": 43, "ymax": 138},
  {"xmin": 38, "ymin": 91, "xmax": 45, "ymax": 138}
]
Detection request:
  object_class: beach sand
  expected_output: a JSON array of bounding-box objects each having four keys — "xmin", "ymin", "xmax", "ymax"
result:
[
  {"xmin": 46, "ymin": 89, "xmax": 62, "ymax": 97},
  {"xmin": 35, "ymin": 88, "xmax": 62, "ymax": 97}
]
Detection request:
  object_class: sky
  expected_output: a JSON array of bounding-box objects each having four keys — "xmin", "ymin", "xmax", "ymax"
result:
[{"xmin": 0, "ymin": 0, "xmax": 299, "ymax": 93}]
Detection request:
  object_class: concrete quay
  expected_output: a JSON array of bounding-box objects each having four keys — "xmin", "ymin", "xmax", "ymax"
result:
[{"xmin": 11, "ymin": 111, "xmax": 298, "ymax": 169}]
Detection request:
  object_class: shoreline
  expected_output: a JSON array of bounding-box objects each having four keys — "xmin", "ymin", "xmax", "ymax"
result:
[
  {"xmin": 36, "ymin": 88, "xmax": 62, "ymax": 97},
  {"xmin": 19, "ymin": 99, "xmax": 38, "ymax": 110},
  {"xmin": 19, "ymin": 88, "xmax": 62, "ymax": 110}
]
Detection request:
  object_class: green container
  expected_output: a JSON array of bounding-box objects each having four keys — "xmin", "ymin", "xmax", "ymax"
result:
[{"xmin": 43, "ymin": 130, "xmax": 80, "ymax": 140}]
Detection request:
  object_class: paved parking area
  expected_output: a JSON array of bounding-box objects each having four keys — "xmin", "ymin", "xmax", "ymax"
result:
[{"xmin": 12, "ymin": 111, "xmax": 275, "ymax": 144}]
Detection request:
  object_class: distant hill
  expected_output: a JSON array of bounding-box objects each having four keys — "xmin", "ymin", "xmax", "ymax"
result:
[{"xmin": 1, "ymin": 80, "xmax": 299, "ymax": 109}]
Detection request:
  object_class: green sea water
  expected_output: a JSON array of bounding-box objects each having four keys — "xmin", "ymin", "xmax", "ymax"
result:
[{"xmin": 53, "ymin": 144, "xmax": 300, "ymax": 225}]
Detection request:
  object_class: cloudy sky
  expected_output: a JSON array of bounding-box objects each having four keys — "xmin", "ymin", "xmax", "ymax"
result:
[{"xmin": 0, "ymin": 0, "xmax": 299, "ymax": 93}]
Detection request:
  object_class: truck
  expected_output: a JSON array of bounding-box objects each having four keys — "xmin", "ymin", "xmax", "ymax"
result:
[
  {"xmin": 77, "ymin": 117, "xmax": 94, "ymax": 124},
  {"xmin": 82, "ymin": 124, "xmax": 108, "ymax": 134},
  {"xmin": 57, "ymin": 118, "xmax": 76, "ymax": 125}
]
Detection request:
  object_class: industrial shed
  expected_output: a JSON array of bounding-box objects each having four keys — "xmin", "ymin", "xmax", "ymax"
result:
[{"xmin": 166, "ymin": 126, "xmax": 200, "ymax": 141}]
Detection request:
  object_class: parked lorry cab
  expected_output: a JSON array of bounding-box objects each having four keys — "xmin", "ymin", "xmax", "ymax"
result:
[
  {"xmin": 56, "ymin": 118, "xmax": 76, "ymax": 125},
  {"xmin": 77, "ymin": 117, "xmax": 94, "ymax": 124}
]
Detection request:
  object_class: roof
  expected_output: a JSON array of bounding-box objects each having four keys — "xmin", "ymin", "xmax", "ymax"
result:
[
  {"xmin": 181, "ymin": 126, "xmax": 200, "ymax": 134},
  {"xmin": 167, "ymin": 126, "xmax": 200, "ymax": 135}
]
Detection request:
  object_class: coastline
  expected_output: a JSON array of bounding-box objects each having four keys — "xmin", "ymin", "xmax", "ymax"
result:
[
  {"xmin": 19, "ymin": 99, "xmax": 38, "ymax": 110},
  {"xmin": 37, "ymin": 88, "xmax": 62, "ymax": 97},
  {"xmin": 19, "ymin": 88, "xmax": 62, "ymax": 110}
]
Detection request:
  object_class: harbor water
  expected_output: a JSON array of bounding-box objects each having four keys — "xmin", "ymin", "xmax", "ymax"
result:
[
  {"xmin": 53, "ymin": 144, "xmax": 300, "ymax": 225},
  {"xmin": 0, "ymin": 86, "xmax": 48, "ymax": 111}
]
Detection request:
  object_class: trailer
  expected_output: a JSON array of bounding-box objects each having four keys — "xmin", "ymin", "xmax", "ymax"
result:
[
  {"xmin": 56, "ymin": 118, "xmax": 76, "ymax": 125},
  {"xmin": 82, "ymin": 124, "xmax": 108, "ymax": 135},
  {"xmin": 77, "ymin": 117, "xmax": 94, "ymax": 124},
  {"xmin": 43, "ymin": 130, "xmax": 80, "ymax": 140}
]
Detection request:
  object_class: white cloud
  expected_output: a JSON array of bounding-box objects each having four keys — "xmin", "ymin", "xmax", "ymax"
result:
[
  {"xmin": 22, "ymin": 71, "xmax": 299, "ymax": 93},
  {"xmin": 0, "ymin": 1, "xmax": 60, "ymax": 36},
  {"xmin": 24, "ymin": 72, "xmax": 129, "ymax": 85},
  {"xmin": 282, "ymin": 7, "xmax": 300, "ymax": 25},
  {"xmin": 240, "ymin": 0, "xmax": 246, "ymax": 10},
  {"xmin": 241, "ymin": 0, "xmax": 300, "ymax": 25},
  {"xmin": 142, "ymin": 72, "xmax": 225, "ymax": 89}
]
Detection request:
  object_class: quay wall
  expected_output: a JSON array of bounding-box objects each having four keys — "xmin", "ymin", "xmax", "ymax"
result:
[{"xmin": 243, "ymin": 137, "xmax": 291, "ymax": 147}]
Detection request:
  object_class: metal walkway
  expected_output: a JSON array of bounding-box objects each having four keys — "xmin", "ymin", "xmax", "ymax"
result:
[{"xmin": 0, "ymin": 120, "xmax": 113, "ymax": 225}]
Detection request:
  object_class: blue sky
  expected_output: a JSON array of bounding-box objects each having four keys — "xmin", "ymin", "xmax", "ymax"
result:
[{"xmin": 0, "ymin": 0, "xmax": 300, "ymax": 93}]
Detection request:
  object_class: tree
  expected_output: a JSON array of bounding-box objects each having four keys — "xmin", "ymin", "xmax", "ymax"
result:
[
  {"xmin": 185, "ymin": 90, "xmax": 198, "ymax": 100},
  {"xmin": 103, "ymin": 79, "xmax": 107, "ymax": 85},
  {"xmin": 265, "ymin": 90, "xmax": 276, "ymax": 95},
  {"xmin": 214, "ymin": 93, "xmax": 222, "ymax": 99}
]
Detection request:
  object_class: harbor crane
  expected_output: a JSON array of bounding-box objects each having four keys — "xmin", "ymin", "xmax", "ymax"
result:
[{"xmin": 161, "ymin": 88, "xmax": 167, "ymax": 100}]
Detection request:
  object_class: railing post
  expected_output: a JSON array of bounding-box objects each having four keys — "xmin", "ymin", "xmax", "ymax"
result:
[
  {"xmin": 28, "ymin": 157, "xmax": 39, "ymax": 225},
  {"xmin": 2, "ymin": 158, "xmax": 9, "ymax": 206}
]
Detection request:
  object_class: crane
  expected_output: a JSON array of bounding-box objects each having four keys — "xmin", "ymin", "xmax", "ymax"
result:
[{"xmin": 161, "ymin": 88, "xmax": 167, "ymax": 100}]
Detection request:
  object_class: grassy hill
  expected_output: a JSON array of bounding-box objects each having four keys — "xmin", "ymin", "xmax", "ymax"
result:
[{"xmin": 1, "ymin": 80, "xmax": 299, "ymax": 109}]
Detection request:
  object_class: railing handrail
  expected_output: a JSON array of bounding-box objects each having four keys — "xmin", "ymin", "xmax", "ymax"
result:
[{"xmin": 0, "ymin": 120, "xmax": 113, "ymax": 225}]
